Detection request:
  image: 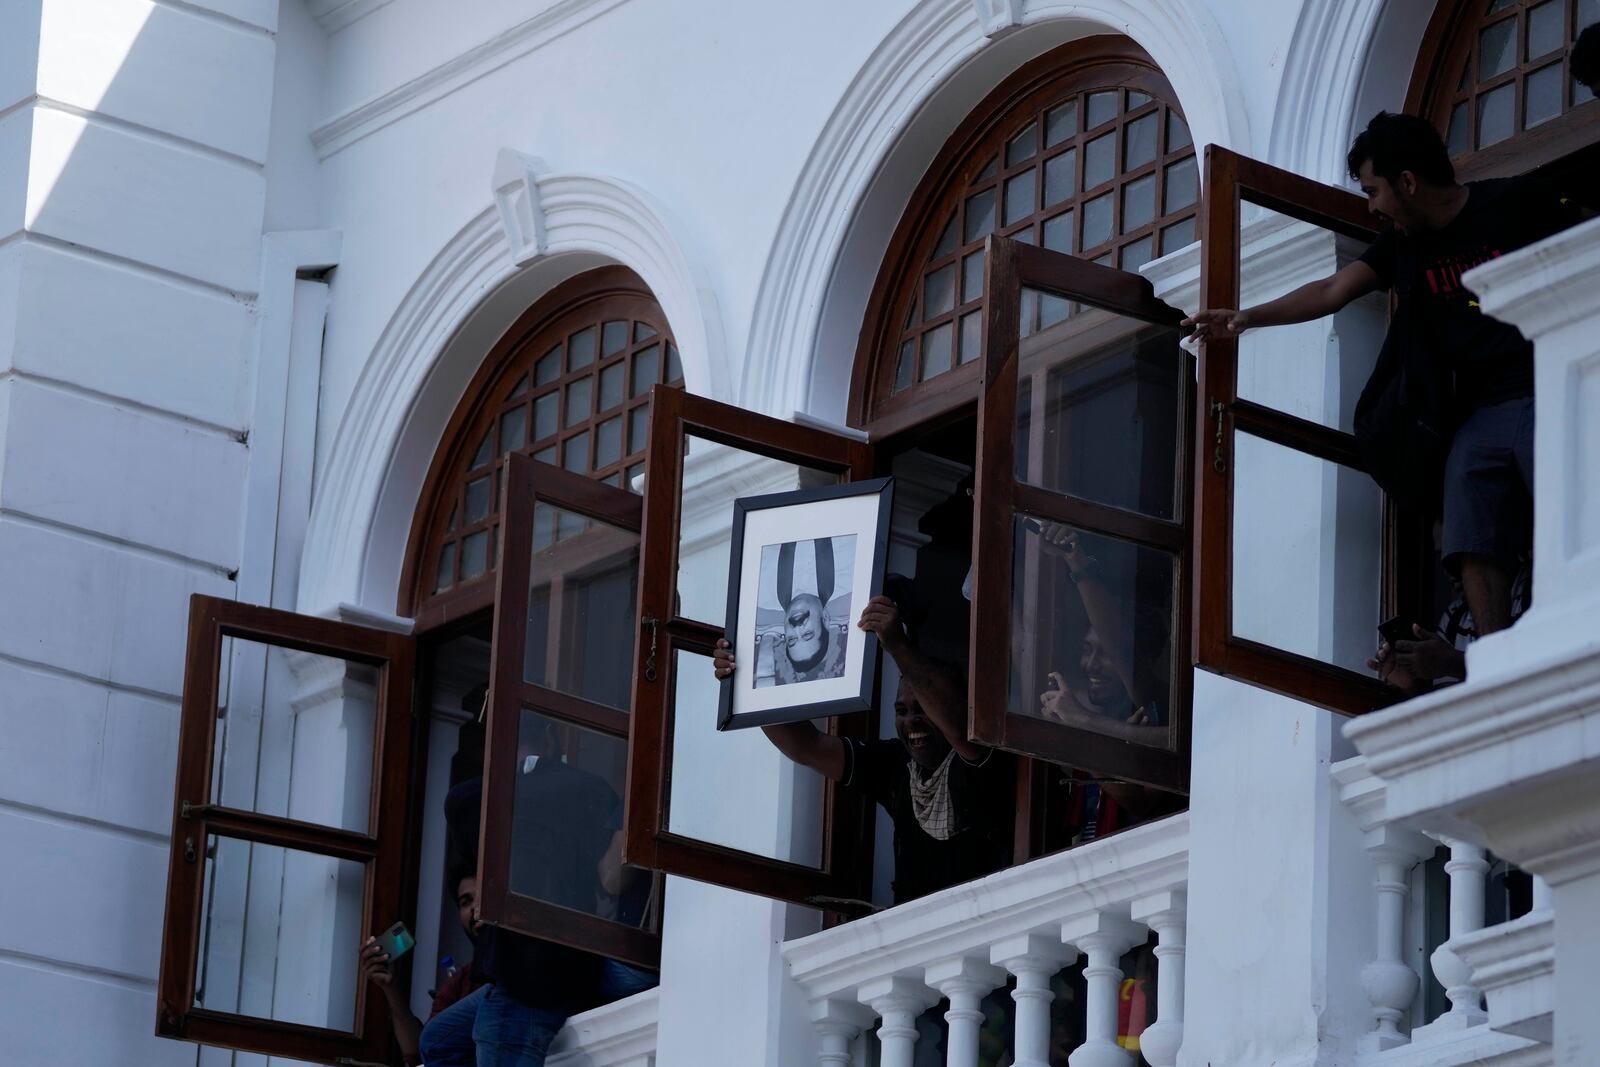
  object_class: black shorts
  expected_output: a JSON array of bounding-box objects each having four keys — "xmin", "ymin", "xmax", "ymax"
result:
[{"xmin": 1440, "ymin": 397, "xmax": 1533, "ymax": 574}]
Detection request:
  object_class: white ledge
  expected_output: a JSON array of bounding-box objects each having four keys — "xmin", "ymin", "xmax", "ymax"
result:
[
  {"xmin": 1464, "ymin": 215, "xmax": 1600, "ymax": 339},
  {"xmin": 547, "ymin": 987, "xmax": 659, "ymax": 1067},
  {"xmin": 782, "ymin": 811, "xmax": 1188, "ymax": 1002},
  {"xmin": 1450, "ymin": 910, "xmax": 1554, "ymax": 1046}
]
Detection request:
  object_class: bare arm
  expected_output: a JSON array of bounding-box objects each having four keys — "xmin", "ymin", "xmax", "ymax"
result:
[
  {"xmin": 360, "ymin": 939, "xmax": 423, "ymax": 1062},
  {"xmin": 1183, "ymin": 260, "xmax": 1382, "ymax": 339},
  {"xmin": 858, "ymin": 596, "xmax": 986, "ymax": 762},
  {"xmin": 713, "ymin": 639, "xmax": 848, "ymax": 780}
]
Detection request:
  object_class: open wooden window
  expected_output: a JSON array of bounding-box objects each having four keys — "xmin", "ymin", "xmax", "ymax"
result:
[
  {"xmin": 157, "ymin": 596, "xmax": 415, "ymax": 1064},
  {"xmin": 1193, "ymin": 146, "xmax": 1422, "ymax": 715},
  {"xmin": 971, "ymin": 234, "xmax": 1192, "ymax": 792},
  {"xmin": 623, "ymin": 386, "xmax": 879, "ymax": 911},
  {"xmin": 479, "ymin": 451, "xmax": 661, "ymax": 969}
]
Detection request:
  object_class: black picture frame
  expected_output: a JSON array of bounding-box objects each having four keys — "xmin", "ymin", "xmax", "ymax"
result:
[{"xmin": 717, "ymin": 476, "xmax": 896, "ymax": 730}]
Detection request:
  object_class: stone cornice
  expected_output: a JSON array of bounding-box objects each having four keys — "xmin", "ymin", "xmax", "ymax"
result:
[
  {"xmin": 1464, "ymin": 216, "xmax": 1600, "ymax": 340},
  {"xmin": 782, "ymin": 811, "xmax": 1188, "ymax": 1003},
  {"xmin": 307, "ymin": 0, "xmax": 397, "ymax": 34}
]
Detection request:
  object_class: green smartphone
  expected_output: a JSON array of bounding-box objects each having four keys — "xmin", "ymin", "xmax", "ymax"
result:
[{"xmin": 374, "ymin": 921, "xmax": 415, "ymax": 961}]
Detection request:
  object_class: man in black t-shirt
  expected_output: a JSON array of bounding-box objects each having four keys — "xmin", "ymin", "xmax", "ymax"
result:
[
  {"xmin": 713, "ymin": 595, "xmax": 1012, "ymax": 905},
  {"xmin": 1185, "ymin": 111, "xmax": 1580, "ymax": 640}
]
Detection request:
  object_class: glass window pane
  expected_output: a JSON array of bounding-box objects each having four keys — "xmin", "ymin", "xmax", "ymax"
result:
[
  {"xmin": 522, "ymin": 503, "xmax": 639, "ymax": 708},
  {"xmin": 563, "ymin": 431, "xmax": 590, "ymax": 473},
  {"xmin": 931, "ymin": 212, "xmax": 959, "ymax": 260},
  {"xmin": 1525, "ymin": 63, "xmax": 1563, "ymax": 126},
  {"xmin": 506, "ymin": 709, "xmax": 656, "ymax": 933},
  {"xmin": 462, "ymin": 529, "xmax": 489, "ymax": 577},
  {"xmin": 923, "ymin": 322, "xmax": 954, "ymax": 379},
  {"xmin": 208, "ymin": 642, "xmax": 379, "ymax": 831},
  {"xmin": 535, "ymin": 345, "xmax": 561, "ymax": 386},
  {"xmin": 436, "ymin": 541, "xmax": 456, "ymax": 591},
  {"xmin": 634, "ymin": 321, "xmax": 657, "ymax": 342},
  {"xmin": 629, "ymin": 405, "xmax": 651, "ymax": 454},
  {"xmin": 1527, "ymin": 0, "xmax": 1562, "ymax": 56},
  {"xmin": 1161, "ymin": 216, "xmax": 1197, "ymax": 254},
  {"xmin": 666, "ymin": 648, "xmax": 825, "ymax": 866},
  {"xmin": 626, "ymin": 463, "xmax": 645, "ymax": 493},
  {"xmin": 665, "ymin": 342, "xmax": 683, "ymax": 383},
  {"xmin": 962, "ymin": 250, "xmax": 985, "ymax": 304},
  {"xmin": 924, "ymin": 264, "xmax": 956, "ymax": 319},
  {"xmin": 1043, "ymin": 210, "xmax": 1075, "ymax": 253},
  {"xmin": 1124, "ymin": 113, "xmax": 1159, "ymax": 170},
  {"xmin": 893, "ymin": 339, "xmax": 916, "ymax": 392},
  {"xmin": 1122, "ymin": 174, "xmax": 1157, "ymax": 232},
  {"xmin": 1044, "ymin": 148, "xmax": 1078, "ymax": 206},
  {"xmin": 601, "ymin": 320, "xmax": 629, "ymax": 357},
  {"xmin": 1014, "ymin": 289, "xmax": 1183, "ymax": 520},
  {"xmin": 632, "ymin": 345, "xmax": 661, "ymax": 398},
  {"xmin": 1582, "ymin": 0, "xmax": 1600, "ymax": 30},
  {"xmin": 1045, "ymin": 101, "xmax": 1078, "ymax": 146},
  {"xmin": 1004, "ymin": 170, "xmax": 1036, "ymax": 227},
  {"xmin": 471, "ymin": 430, "xmax": 493, "ymax": 470},
  {"xmin": 975, "ymin": 155, "xmax": 999, "ymax": 182},
  {"xmin": 466, "ymin": 475, "xmax": 492, "ymax": 523},
  {"xmin": 508, "ymin": 374, "xmax": 530, "ymax": 400},
  {"xmin": 675, "ymin": 436, "xmax": 837, "ymax": 625},
  {"xmin": 1479, "ymin": 17, "xmax": 1517, "ymax": 79},
  {"xmin": 1127, "ymin": 90, "xmax": 1152, "ymax": 108},
  {"xmin": 1446, "ymin": 101, "xmax": 1471, "ymax": 156},
  {"xmin": 1082, "ymin": 193, "xmax": 1114, "ymax": 250},
  {"xmin": 566, "ymin": 379, "xmax": 593, "ymax": 427},
  {"xmin": 1086, "ymin": 90, "xmax": 1118, "ymax": 129},
  {"xmin": 1166, "ymin": 113, "xmax": 1192, "ymax": 152},
  {"xmin": 534, "ymin": 392, "xmax": 559, "ymax": 442},
  {"xmin": 1231, "ymin": 432, "xmax": 1383, "ymax": 674},
  {"xmin": 595, "ymin": 416, "xmax": 624, "ymax": 468},
  {"xmin": 568, "ymin": 326, "xmax": 597, "ymax": 371},
  {"xmin": 1163, "ymin": 156, "xmax": 1198, "ymax": 213},
  {"xmin": 960, "ymin": 310, "xmax": 983, "ymax": 365},
  {"xmin": 1121, "ymin": 235, "xmax": 1155, "ymax": 273},
  {"xmin": 1006, "ymin": 121, "xmax": 1037, "ymax": 166},
  {"xmin": 195, "ymin": 837, "xmax": 366, "ymax": 1030},
  {"xmin": 1008, "ymin": 520, "xmax": 1178, "ymax": 749},
  {"xmin": 1478, "ymin": 83, "xmax": 1515, "ymax": 147},
  {"xmin": 599, "ymin": 362, "xmax": 626, "ymax": 411},
  {"xmin": 501, "ymin": 406, "xmax": 527, "ymax": 455},
  {"xmin": 533, "ymin": 445, "xmax": 557, "ymax": 465},
  {"xmin": 1084, "ymin": 132, "xmax": 1116, "ymax": 190},
  {"xmin": 964, "ymin": 188, "xmax": 998, "ymax": 243}
]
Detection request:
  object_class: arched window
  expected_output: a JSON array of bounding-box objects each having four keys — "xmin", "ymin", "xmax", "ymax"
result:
[
  {"xmin": 404, "ymin": 266, "xmax": 683, "ymax": 616},
  {"xmin": 852, "ymin": 37, "xmax": 1198, "ymax": 432},
  {"xmin": 1410, "ymin": 0, "xmax": 1600, "ymax": 179}
]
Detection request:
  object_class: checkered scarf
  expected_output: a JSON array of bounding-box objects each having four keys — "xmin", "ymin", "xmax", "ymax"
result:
[{"xmin": 907, "ymin": 749, "xmax": 961, "ymax": 841}]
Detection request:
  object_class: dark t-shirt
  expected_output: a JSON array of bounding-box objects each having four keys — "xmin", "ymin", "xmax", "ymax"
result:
[
  {"xmin": 1358, "ymin": 176, "xmax": 1579, "ymax": 409},
  {"xmin": 845, "ymin": 739, "xmax": 1013, "ymax": 904},
  {"xmin": 443, "ymin": 778, "xmax": 604, "ymax": 1015}
]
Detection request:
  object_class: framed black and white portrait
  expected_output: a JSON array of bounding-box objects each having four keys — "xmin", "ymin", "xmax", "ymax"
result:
[{"xmin": 718, "ymin": 477, "xmax": 895, "ymax": 730}]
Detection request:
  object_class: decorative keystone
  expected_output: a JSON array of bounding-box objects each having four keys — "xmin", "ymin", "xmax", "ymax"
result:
[{"xmin": 492, "ymin": 148, "xmax": 549, "ymax": 266}]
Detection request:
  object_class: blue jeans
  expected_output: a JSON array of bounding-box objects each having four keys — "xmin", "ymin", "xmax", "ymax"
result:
[
  {"xmin": 418, "ymin": 984, "xmax": 567, "ymax": 1067},
  {"xmin": 599, "ymin": 959, "xmax": 658, "ymax": 1001}
]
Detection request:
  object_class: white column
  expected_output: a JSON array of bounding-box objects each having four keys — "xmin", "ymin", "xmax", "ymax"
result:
[
  {"xmin": 1358, "ymin": 829, "xmax": 1432, "ymax": 1052},
  {"xmin": 812, "ymin": 997, "xmax": 875, "ymax": 1067},
  {"xmin": 859, "ymin": 974, "xmax": 938, "ymax": 1067},
  {"xmin": 925, "ymin": 956, "xmax": 1004, "ymax": 1067},
  {"xmin": 1533, "ymin": 876, "xmax": 1552, "ymax": 911},
  {"xmin": 1061, "ymin": 912, "xmax": 1142, "ymax": 1067},
  {"xmin": 1417, "ymin": 839, "xmax": 1489, "ymax": 1036},
  {"xmin": 1130, "ymin": 891, "xmax": 1186, "ymax": 1067},
  {"xmin": 992, "ymin": 933, "xmax": 1076, "ymax": 1067}
]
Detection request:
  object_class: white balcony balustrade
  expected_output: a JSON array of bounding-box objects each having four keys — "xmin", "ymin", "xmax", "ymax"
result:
[
  {"xmin": 782, "ymin": 812, "xmax": 1189, "ymax": 1067},
  {"xmin": 547, "ymin": 987, "xmax": 659, "ymax": 1067}
]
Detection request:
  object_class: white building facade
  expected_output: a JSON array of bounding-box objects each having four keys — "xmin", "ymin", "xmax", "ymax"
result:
[{"xmin": 1, "ymin": 1, "xmax": 1597, "ymax": 1065}]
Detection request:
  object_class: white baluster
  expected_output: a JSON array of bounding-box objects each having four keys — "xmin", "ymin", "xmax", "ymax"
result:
[
  {"xmin": 1416, "ymin": 838, "xmax": 1489, "ymax": 1037},
  {"xmin": 859, "ymin": 974, "xmax": 938, "ymax": 1067},
  {"xmin": 812, "ymin": 997, "xmax": 875, "ymax": 1067},
  {"xmin": 1358, "ymin": 828, "xmax": 1432, "ymax": 1052},
  {"xmin": 991, "ymin": 933, "xmax": 1076, "ymax": 1067},
  {"xmin": 925, "ymin": 956, "xmax": 1004, "ymax": 1067},
  {"xmin": 1130, "ymin": 890, "xmax": 1186, "ymax": 1067},
  {"xmin": 1061, "ymin": 912, "xmax": 1141, "ymax": 1067}
]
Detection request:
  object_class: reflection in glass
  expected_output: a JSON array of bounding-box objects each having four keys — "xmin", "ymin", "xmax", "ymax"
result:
[
  {"xmin": 1014, "ymin": 290, "xmax": 1182, "ymax": 520},
  {"xmin": 209, "ymin": 642, "xmax": 379, "ymax": 832},
  {"xmin": 508, "ymin": 709, "xmax": 657, "ymax": 937},
  {"xmin": 1008, "ymin": 520, "xmax": 1176, "ymax": 749},
  {"xmin": 196, "ymin": 837, "xmax": 365, "ymax": 1030},
  {"xmin": 1231, "ymin": 432, "xmax": 1383, "ymax": 674}
]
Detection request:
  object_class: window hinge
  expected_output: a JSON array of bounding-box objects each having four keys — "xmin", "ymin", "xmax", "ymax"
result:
[
  {"xmin": 180, "ymin": 800, "xmax": 218, "ymax": 820},
  {"xmin": 641, "ymin": 614, "xmax": 659, "ymax": 683},
  {"xmin": 1209, "ymin": 399, "xmax": 1228, "ymax": 473}
]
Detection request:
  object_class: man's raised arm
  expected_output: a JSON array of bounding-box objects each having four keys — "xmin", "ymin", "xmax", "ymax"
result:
[
  {"xmin": 1183, "ymin": 259, "xmax": 1381, "ymax": 340},
  {"xmin": 713, "ymin": 639, "xmax": 849, "ymax": 780}
]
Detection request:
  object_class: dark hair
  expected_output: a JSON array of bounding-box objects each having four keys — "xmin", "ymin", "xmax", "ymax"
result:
[
  {"xmin": 1347, "ymin": 111, "xmax": 1455, "ymax": 186},
  {"xmin": 1575, "ymin": 23, "xmax": 1600, "ymax": 94}
]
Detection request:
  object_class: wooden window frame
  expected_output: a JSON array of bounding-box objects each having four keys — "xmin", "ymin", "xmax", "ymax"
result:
[
  {"xmin": 157, "ymin": 596, "xmax": 416, "ymax": 1064},
  {"xmin": 622, "ymin": 385, "xmax": 879, "ymax": 912},
  {"xmin": 1194, "ymin": 145, "xmax": 1423, "ymax": 717},
  {"xmin": 478, "ymin": 451, "xmax": 660, "ymax": 969},
  {"xmin": 1408, "ymin": 0, "xmax": 1600, "ymax": 181},
  {"xmin": 969, "ymin": 234, "xmax": 1193, "ymax": 791}
]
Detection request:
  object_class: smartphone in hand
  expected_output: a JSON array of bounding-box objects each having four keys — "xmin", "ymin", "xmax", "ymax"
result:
[
  {"xmin": 1377, "ymin": 616, "xmax": 1417, "ymax": 646},
  {"xmin": 374, "ymin": 921, "xmax": 415, "ymax": 961}
]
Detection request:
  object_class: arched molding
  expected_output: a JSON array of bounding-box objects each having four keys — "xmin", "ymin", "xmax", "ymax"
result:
[
  {"xmin": 298, "ymin": 167, "xmax": 727, "ymax": 616},
  {"xmin": 1267, "ymin": 0, "xmax": 1438, "ymax": 184},
  {"xmin": 741, "ymin": 0, "xmax": 1250, "ymax": 422}
]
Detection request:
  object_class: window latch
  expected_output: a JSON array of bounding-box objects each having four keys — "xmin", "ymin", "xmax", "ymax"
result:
[
  {"xmin": 641, "ymin": 614, "xmax": 659, "ymax": 683},
  {"xmin": 1209, "ymin": 399, "xmax": 1228, "ymax": 473},
  {"xmin": 180, "ymin": 800, "xmax": 218, "ymax": 820}
]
